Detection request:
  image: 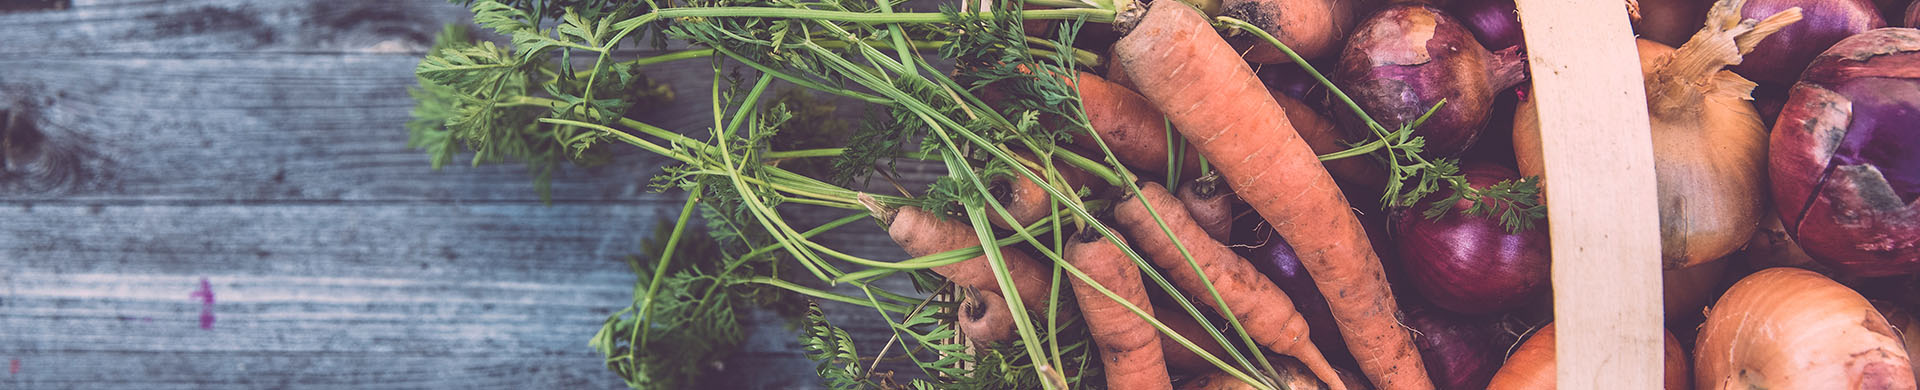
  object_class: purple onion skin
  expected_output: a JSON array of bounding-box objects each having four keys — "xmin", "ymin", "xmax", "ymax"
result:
[
  {"xmin": 1241, "ymin": 228, "xmax": 1356, "ymax": 367},
  {"xmin": 1634, "ymin": 0, "xmax": 1715, "ymax": 47},
  {"xmin": 1333, "ymin": 4, "xmax": 1529, "ymax": 157},
  {"xmin": 1390, "ymin": 162, "xmax": 1551, "ymax": 314},
  {"xmin": 1733, "ymin": 0, "xmax": 1888, "ymax": 85},
  {"xmin": 1448, "ymin": 0, "xmax": 1523, "ymax": 51},
  {"xmin": 1403, "ymin": 303, "xmax": 1511, "ymax": 390},
  {"xmin": 1770, "ymin": 28, "xmax": 1920, "ymax": 278}
]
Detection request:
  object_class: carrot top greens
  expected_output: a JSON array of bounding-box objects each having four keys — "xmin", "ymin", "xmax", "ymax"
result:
[{"xmin": 406, "ymin": 0, "xmax": 1543, "ymax": 388}]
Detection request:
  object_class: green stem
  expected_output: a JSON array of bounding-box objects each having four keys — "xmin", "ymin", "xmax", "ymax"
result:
[
  {"xmin": 746, "ymin": 277, "xmax": 910, "ymax": 313},
  {"xmin": 635, "ymin": 187, "xmax": 703, "ymax": 354},
  {"xmin": 612, "ymin": 8, "xmax": 1117, "ymax": 33}
]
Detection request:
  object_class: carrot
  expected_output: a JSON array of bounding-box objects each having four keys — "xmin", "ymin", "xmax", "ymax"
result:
[
  {"xmin": 1176, "ymin": 173, "xmax": 1237, "ymax": 243},
  {"xmin": 1179, "ymin": 356, "xmax": 1371, "ymax": 390},
  {"xmin": 887, "ymin": 206, "xmax": 1055, "ymax": 311},
  {"xmin": 1486, "ymin": 323, "xmax": 1690, "ymax": 390},
  {"xmin": 1268, "ymin": 86, "xmax": 1387, "ymax": 193},
  {"xmin": 1157, "ymin": 305, "xmax": 1234, "ymax": 373},
  {"xmin": 987, "ymin": 149, "xmax": 1103, "ymax": 230},
  {"xmin": 1220, "ymin": 0, "xmax": 1358, "ymax": 64},
  {"xmin": 1072, "ymin": 71, "xmax": 1203, "ymax": 179},
  {"xmin": 957, "ymin": 287, "xmax": 1017, "ymax": 346},
  {"xmin": 1115, "ymin": 182, "xmax": 1346, "ymax": 390},
  {"xmin": 1065, "ymin": 231, "xmax": 1172, "ymax": 390},
  {"xmin": 1113, "ymin": 2, "xmax": 1430, "ymax": 389},
  {"xmin": 1695, "ymin": 267, "xmax": 1914, "ymax": 390}
]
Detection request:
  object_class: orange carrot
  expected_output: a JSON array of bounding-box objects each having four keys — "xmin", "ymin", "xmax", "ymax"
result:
[
  {"xmin": 987, "ymin": 149, "xmax": 1103, "ymax": 230},
  {"xmin": 1113, "ymin": 2, "xmax": 1429, "ymax": 389},
  {"xmin": 1065, "ymin": 231, "xmax": 1171, "ymax": 390},
  {"xmin": 888, "ymin": 206, "xmax": 1055, "ymax": 311},
  {"xmin": 1115, "ymin": 182, "xmax": 1346, "ymax": 390},
  {"xmin": 1179, "ymin": 356, "xmax": 1372, "ymax": 390},
  {"xmin": 958, "ymin": 287, "xmax": 1017, "ymax": 346},
  {"xmin": 1072, "ymin": 71, "xmax": 1202, "ymax": 179},
  {"xmin": 1269, "ymin": 86, "xmax": 1387, "ymax": 193}
]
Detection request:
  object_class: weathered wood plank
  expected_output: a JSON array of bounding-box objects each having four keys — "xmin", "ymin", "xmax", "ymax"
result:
[
  {"xmin": 1513, "ymin": 0, "xmax": 1665, "ymax": 389},
  {"xmin": 0, "ymin": 203, "xmax": 925, "ymax": 388},
  {"xmin": 0, "ymin": 0, "xmax": 470, "ymax": 56}
]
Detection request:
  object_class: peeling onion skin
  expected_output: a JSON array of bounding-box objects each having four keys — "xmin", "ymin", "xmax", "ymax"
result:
[
  {"xmin": 1909, "ymin": 0, "xmax": 1919, "ymax": 28},
  {"xmin": 1333, "ymin": 4, "xmax": 1529, "ymax": 157},
  {"xmin": 1695, "ymin": 268, "xmax": 1915, "ymax": 390},
  {"xmin": 1769, "ymin": 28, "xmax": 1920, "ymax": 278},
  {"xmin": 1732, "ymin": 0, "xmax": 1887, "ymax": 85}
]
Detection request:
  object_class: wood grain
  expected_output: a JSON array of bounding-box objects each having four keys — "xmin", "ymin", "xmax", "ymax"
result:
[
  {"xmin": 1513, "ymin": 0, "xmax": 1665, "ymax": 389},
  {"xmin": 0, "ymin": 0, "xmax": 939, "ymax": 388}
]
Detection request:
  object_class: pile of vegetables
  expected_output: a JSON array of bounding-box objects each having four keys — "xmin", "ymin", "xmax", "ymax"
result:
[{"xmin": 404, "ymin": 0, "xmax": 1920, "ymax": 388}]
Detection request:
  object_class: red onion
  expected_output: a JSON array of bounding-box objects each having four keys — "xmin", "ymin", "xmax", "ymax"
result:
[
  {"xmin": 1769, "ymin": 27, "xmax": 1920, "ymax": 277},
  {"xmin": 1732, "ymin": 0, "xmax": 1888, "ymax": 85},
  {"xmin": 1403, "ymin": 303, "xmax": 1515, "ymax": 390},
  {"xmin": 1448, "ymin": 0, "xmax": 1523, "ymax": 51},
  {"xmin": 1633, "ymin": 0, "xmax": 1714, "ymax": 47},
  {"xmin": 1332, "ymin": 4, "xmax": 1530, "ymax": 157},
  {"xmin": 1241, "ymin": 227, "xmax": 1355, "ymax": 367},
  {"xmin": 1390, "ymin": 162, "xmax": 1551, "ymax": 314}
]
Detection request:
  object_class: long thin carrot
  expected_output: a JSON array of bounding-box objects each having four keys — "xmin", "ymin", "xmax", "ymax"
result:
[
  {"xmin": 1116, "ymin": 182, "xmax": 1346, "ymax": 390},
  {"xmin": 1113, "ymin": 2, "xmax": 1432, "ymax": 389},
  {"xmin": 1065, "ymin": 231, "xmax": 1172, "ymax": 390},
  {"xmin": 887, "ymin": 206, "xmax": 1055, "ymax": 311},
  {"xmin": 1072, "ymin": 71, "xmax": 1203, "ymax": 179}
]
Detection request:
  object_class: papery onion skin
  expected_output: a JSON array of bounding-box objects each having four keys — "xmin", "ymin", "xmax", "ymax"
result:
[
  {"xmin": 1333, "ymin": 4, "xmax": 1529, "ymax": 157},
  {"xmin": 1733, "ymin": 0, "xmax": 1887, "ymax": 85},
  {"xmin": 1908, "ymin": 0, "xmax": 1919, "ymax": 27},
  {"xmin": 1389, "ymin": 163, "xmax": 1550, "ymax": 314},
  {"xmin": 1695, "ymin": 267, "xmax": 1915, "ymax": 390},
  {"xmin": 1769, "ymin": 27, "xmax": 1920, "ymax": 278}
]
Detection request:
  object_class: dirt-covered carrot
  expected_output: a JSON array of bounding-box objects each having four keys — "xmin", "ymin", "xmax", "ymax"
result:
[
  {"xmin": 888, "ymin": 206, "xmax": 1055, "ymax": 311},
  {"xmin": 1176, "ymin": 173, "xmax": 1237, "ymax": 243},
  {"xmin": 1072, "ymin": 71, "xmax": 1202, "ymax": 179},
  {"xmin": 1221, "ymin": 0, "xmax": 1359, "ymax": 64},
  {"xmin": 1065, "ymin": 231, "xmax": 1172, "ymax": 390},
  {"xmin": 1116, "ymin": 182, "xmax": 1347, "ymax": 390},
  {"xmin": 1113, "ymin": 2, "xmax": 1430, "ymax": 389},
  {"xmin": 958, "ymin": 287, "xmax": 1017, "ymax": 346}
]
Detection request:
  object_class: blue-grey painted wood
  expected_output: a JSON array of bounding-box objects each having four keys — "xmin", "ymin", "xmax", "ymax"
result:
[{"xmin": 0, "ymin": 1, "xmax": 938, "ymax": 388}]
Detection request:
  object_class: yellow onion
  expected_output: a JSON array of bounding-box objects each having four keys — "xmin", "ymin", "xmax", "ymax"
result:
[{"xmin": 1514, "ymin": 0, "xmax": 1801, "ymax": 269}]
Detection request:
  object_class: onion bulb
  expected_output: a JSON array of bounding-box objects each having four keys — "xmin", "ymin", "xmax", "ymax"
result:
[
  {"xmin": 1769, "ymin": 27, "xmax": 1920, "ymax": 277},
  {"xmin": 1515, "ymin": 0, "xmax": 1802, "ymax": 269},
  {"xmin": 1874, "ymin": 301, "xmax": 1920, "ymax": 382},
  {"xmin": 1633, "ymin": 0, "xmax": 1715, "ymax": 47},
  {"xmin": 1731, "ymin": 0, "xmax": 1887, "ymax": 85},
  {"xmin": 1390, "ymin": 162, "xmax": 1551, "ymax": 314},
  {"xmin": 1334, "ymin": 4, "xmax": 1530, "ymax": 157},
  {"xmin": 1486, "ymin": 323, "xmax": 1691, "ymax": 390},
  {"xmin": 1695, "ymin": 267, "xmax": 1914, "ymax": 389}
]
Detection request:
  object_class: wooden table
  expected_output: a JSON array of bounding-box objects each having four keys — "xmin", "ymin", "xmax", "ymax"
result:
[{"xmin": 0, "ymin": 1, "xmax": 922, "ymax": 388}]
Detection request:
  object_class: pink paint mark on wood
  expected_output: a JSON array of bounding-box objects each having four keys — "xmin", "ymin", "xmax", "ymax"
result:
[{"xmin": 189, "ymin": 278, "xmax": 215, "ymax": 330}]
